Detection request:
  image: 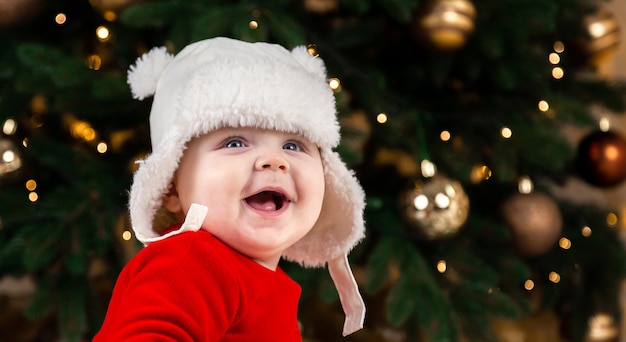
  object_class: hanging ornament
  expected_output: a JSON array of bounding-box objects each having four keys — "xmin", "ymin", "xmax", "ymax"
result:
[
  {"xmin": 399, "ymin": 175, "xmax": 469, "ymax": 240},
  {"xmin": 411, "ymin": 0, "xmax": 477, "ymax": 52},
  {"xmin": 0, "ymin": 0, "xmax": 42, "ymax": 27},
  {"xmin": 501, "ymin": 192, "xmax": 562, "ymax": 258},
  {"xmin": 585, "ymin": 312, "xmax": 618, "ymax": 342},
  {"xmin": 0, "ymin": 138, "xmax": 22, "ymax": 177},
  {"xmin": 581, "ymin": 9, "xmax": 621, "ymax": 68},
  {"xmin": 576, "ymin": 130, "xmax": 626, "ymax": 188}
]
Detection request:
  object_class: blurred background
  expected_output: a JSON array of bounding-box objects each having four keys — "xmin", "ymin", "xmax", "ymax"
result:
[{"xmin": 1, "ymin": 0, "xmax": 626, "ymax": 341}]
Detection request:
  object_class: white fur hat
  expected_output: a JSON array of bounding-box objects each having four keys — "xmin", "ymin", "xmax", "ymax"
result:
[{"xmin": 127, "ymin": 37, "xmax": 365, "ymax": 335}]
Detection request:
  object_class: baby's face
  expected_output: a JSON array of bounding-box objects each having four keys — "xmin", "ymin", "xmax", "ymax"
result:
[{"xmin": 165, "ymin": 127, "xmax": 325, "ymax": 269}]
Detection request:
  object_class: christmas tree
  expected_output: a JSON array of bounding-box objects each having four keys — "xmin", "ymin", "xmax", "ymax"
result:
[{"xmin": 1, "ymin": 0, "xmax": 626, "ymax": 341}]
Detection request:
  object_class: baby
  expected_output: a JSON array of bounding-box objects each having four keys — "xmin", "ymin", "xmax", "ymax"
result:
[{"xmin": 94, "ymin": 37, "xmax": 366, "ymax": 341}]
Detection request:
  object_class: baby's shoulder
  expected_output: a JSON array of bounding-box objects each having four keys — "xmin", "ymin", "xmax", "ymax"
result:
[
  {"xmin": 152, "ymin": 230, "xmax": 231, "ymax": 259},
  {"xmin": 130, "ymin": 230, "xmax": 233, "ymax": 272}
]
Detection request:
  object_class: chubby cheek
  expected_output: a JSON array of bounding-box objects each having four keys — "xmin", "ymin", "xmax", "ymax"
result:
[
  {"xmin": 180, "ymin": 171, "xmax": 234, "ymax": 212},
  {"xmin": 302, "ymin": 172, "xmax": 326, "ymax": 226}
]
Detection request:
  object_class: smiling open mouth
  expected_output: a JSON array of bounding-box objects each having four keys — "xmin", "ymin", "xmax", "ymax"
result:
[{"xmin": 245, "ymin": 191, "xmax": 288, "ymax": 211}]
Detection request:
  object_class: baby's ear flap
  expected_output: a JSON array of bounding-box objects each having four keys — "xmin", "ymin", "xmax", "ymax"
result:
[
  {"xmin": 290, "ymin": 45, "xmax": 328, "ymax": 80},
  {"xmin": 127, "ymin": 47, "xmax": 174, "ymax": 100},
  {"xmin": 282, "ymin": 149, "xmax": 365, "ymax": 267}
]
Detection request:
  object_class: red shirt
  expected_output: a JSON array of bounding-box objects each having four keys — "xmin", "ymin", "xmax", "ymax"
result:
[{"xmin": 93, "ymin": 228, "xmax": 302, "ymax": 341}]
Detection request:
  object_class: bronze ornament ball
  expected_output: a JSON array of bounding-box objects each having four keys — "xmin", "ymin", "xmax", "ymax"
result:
[
  {"xmin": 399, "ymin": 175, "xmax": 469, "ymax": 240},
  {"xmin": 501, "ymin": 192, "xmax": 563, "ymax": 258},
  {"xmin": 576, "ymin": 130, "xmax": 626, "ymax": 188}
]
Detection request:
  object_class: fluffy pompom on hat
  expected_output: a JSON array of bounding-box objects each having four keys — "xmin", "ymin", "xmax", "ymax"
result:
[{"xmin": 127, "ymin": 37, "xmax": 366, "ymax": 335}]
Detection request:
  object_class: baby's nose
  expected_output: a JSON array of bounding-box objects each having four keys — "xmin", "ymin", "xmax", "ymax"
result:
[{"xmin": 255, "ymin": 154, "xmax": 289, "ymax": 172}]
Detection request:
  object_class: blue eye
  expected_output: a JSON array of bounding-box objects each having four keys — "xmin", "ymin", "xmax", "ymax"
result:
[
  {"xmin": 225, "ymin": 138, "xmax": 245, "ymax": 148},
  {"xmin": 283, "ymin": 142, "xmax": 301, "ymax": 151}
]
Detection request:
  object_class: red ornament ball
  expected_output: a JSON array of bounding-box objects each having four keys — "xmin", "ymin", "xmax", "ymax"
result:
[{"xmin": 576, "ymin": 130, "xmax": 626, "ymax": 187}]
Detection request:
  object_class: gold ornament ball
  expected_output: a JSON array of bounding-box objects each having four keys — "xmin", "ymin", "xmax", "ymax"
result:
[
  {"xmin": 0, "ymin": 0, "xmax": 42, "ymax": 27},
  {"xmin": 582, "ymin": 9, "xmax": 621, "ymax": 68},
  {"xmin": 586, "ymin": 312, "xmax": 618, "ymax": 342},
  {"xmin": 400, "ymin": 175, "xmax": 469, "ymax": 240},
  {"xmin": 501, "ymin": 192, "xmax": 562, "ymax": 258},
  {"xmin": 412, "ymin": 0, "xmax": 477, "ymax": 52}
]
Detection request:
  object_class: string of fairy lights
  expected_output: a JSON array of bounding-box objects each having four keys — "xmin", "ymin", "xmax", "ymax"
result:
[
  {"xmin": 316, "ymin": 34, "xmax": 620, "ymax": 298},
  {"xmin": 0, "ymin": 3, "xmax": 140, "ymax": 205}
]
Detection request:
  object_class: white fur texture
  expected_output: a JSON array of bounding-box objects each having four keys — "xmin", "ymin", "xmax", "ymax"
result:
[
  {"xmin": 290, "ymin": 45, "xmax": 327, "ymax": 80},
  {"xmin": 127, "ymin": 47, "xmax": 173, "ymax": 100}
]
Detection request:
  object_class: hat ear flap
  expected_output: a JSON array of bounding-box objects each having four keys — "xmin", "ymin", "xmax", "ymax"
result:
[
  {"xmin": 127, "ymin": 47, "xmax": 174, "ymax": 100},
  {"xmin": 290, "ymin": 46, "xmax": 328, "ymax": 80},
  {"xmin": 282, "ymin": 149, "xmax": 365, "ymax": 267}
]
